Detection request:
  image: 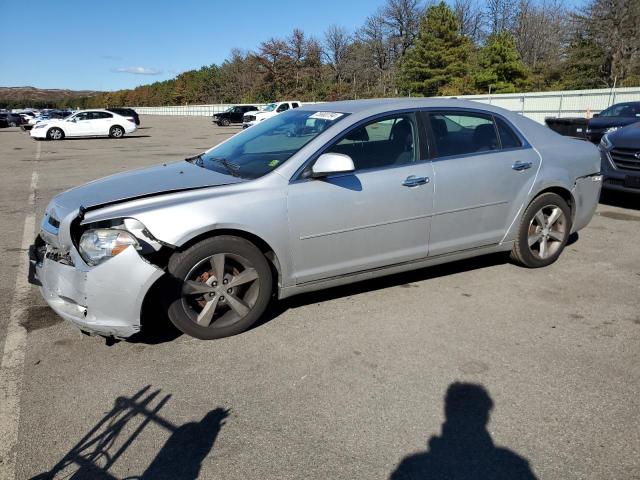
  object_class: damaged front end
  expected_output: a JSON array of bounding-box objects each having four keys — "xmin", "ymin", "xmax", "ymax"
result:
[{"xmin": 29, "ymin": 204, "xmax": 167, "ymax": 338}]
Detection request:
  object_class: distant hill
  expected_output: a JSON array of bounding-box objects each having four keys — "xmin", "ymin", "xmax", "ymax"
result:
[{"xmin": 0, "ymin": 86, "xmax": 101, "ymax": 108}]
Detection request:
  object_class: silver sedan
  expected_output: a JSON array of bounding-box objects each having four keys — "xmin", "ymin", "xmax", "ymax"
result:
[{"xmin": 29, "ymin": 99, "xmax": 602, "ymax": 340}]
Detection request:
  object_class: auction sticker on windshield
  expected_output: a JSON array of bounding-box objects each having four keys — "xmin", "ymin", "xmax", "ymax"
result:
[{"xmin": 309, "ymin": 112, "xmax": 344, "ymax": 121}]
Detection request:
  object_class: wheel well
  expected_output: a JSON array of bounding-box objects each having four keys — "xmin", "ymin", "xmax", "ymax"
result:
[
  {"xmin": 533, "ymin": 186, "xmax": 575, "ymax": 221},
  {"xmin": 178, "ymin": 229, "xmax": 282, "ymax": 289},
  {"xmin": 48, "ymin": 126, "xmax": 64, "ymax": 137}
]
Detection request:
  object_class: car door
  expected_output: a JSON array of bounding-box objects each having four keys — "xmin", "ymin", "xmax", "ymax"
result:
[
  {"xmin": 90, "ymin": 111, "xmax": 115, "ymax": 135},
  {"xmin": 64, "ymin": 112, "xmax": 92, "ymax": 136},
  {"xmin": 425, "ymin": 110, "xmax": 539, "ymax": 256},
  {"xmin": 287, "ymin": 112, "xmax": 434, "ymax": 284}
]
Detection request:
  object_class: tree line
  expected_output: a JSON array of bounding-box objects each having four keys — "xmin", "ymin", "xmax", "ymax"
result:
[{"xmin": 66, "ymin": 0, "xmax": 640, "ymax": 108}]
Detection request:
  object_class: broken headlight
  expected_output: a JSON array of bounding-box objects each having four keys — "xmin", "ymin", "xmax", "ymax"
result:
[{"xmin": 78, "ymin": 229, "xmax": 139, "ymax": 266}]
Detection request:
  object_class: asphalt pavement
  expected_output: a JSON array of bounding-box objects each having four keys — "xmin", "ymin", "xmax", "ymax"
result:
[{"xmin": 0, "ymin": 117, "xmax": 638, "ymax": 479}]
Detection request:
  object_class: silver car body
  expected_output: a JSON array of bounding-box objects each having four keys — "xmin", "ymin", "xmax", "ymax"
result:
[{"xmin": 32, "ymin": 99, "xmax": 602, "ymax": 337}]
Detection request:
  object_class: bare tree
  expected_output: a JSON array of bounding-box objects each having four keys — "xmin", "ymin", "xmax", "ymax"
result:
[
  {"xmin": 453, "ymin": 0, "xmax": 485, "ymax": 42},
  {"xmin": 486, "ymin": 0, "xmax": 516, "ymax": 34},
  {"xmin": 380, "ymin": 0, "xmax": 425, "ymax": 58},
  {"xmin": 357, "ymin": 13, "xmax": 393, "ymax": 94},
  {"xmin": 584, "ymin": 0, "xmax": 640, "ymax": 84},
  {"xmin": 512, "ymin": 0, "xmax": 569, "ymax": 70},
  {"xmin": 323, "ymin": 25, "xmax": 352, "ymax": 84}
]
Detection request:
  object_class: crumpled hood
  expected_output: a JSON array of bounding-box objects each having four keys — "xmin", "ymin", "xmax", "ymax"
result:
[{"xmin": 50, "ymin": 160, "xmax": 243, "ymax": 214}]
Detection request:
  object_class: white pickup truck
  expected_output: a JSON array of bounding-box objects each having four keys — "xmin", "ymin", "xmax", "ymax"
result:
[{"xmin": 242, "ymin": 100, "xmax": 301, "ymax": 128}]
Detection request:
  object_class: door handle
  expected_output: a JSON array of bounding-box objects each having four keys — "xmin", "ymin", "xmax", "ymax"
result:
[
  {"xmin": 402, "ymin": 175, "xmax": 430, "ymax": 187},
  {"xmin": 512, "ymin": 161, "xmax": 532, "ymax": 171}
]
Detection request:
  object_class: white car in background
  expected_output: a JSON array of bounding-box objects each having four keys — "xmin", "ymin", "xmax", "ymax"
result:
[
  {"xmin": 30, "ymin": 109, "xmax": 137, "ymax": 140},
  {"xmin": 242, "ymin": 101, "xmax": 301, "ymax": 128}
]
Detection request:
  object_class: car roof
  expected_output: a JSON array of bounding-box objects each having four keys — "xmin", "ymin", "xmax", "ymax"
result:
[{"xmin": 298, "ymin": 97, "xmax": 521, "ymax": 115}]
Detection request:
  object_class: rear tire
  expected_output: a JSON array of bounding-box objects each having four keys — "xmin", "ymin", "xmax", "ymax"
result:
[
  {"xmin": 109, "ymin": 125, "xmax": 124, "ymax": 138},
  {"xmin": 166, "ymin": 236, "xmax": 273, "ymax": 340},
  {"xmin": 511, "ymin": 192, "xmax": 572, "ymax": 268},
  {"xmin": 47, "ymin": 127, "xmax": 64, "ymax": 140}
]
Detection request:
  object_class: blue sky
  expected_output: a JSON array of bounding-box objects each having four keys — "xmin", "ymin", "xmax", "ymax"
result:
[{"xmin": 0, "ymin": 0, "xmax": 585, "ymax": 92}]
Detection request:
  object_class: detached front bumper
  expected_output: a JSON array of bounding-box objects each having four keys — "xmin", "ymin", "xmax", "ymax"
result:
[{"xmin": 29, "ymin": 240, "xmax": 164, "ymax": 338}]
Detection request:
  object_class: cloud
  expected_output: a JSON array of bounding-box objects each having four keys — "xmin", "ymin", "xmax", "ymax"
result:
[{"xmin": 110, "ymin": 66, "xmax": 163, "ymax": 75}]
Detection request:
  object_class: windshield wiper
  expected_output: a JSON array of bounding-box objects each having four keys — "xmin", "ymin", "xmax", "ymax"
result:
[
  {"xmin": 212, "ymin": 157, "xmax": 242, "ymax": 178},
  {"xmin": 185, "ymin": 153, "xmax": 204, "ymax": 166}
]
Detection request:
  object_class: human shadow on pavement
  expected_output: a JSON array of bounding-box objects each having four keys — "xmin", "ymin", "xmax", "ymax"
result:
[
  {"xmin": 390, "ymin": 383, "xmax": 537, "ymax": 480},
  {"xmin": 31, "ymin": 385, "xmax": 229, "ymax": 480}
]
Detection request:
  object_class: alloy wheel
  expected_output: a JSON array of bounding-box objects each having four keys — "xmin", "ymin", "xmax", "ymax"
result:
[
  {"xmin": 181, "ymin": 253, "xmax": 260, "ymax": 328},
  {"xmin": 527, "ymin": 205, "xmax": 566, "ymax": 259}
]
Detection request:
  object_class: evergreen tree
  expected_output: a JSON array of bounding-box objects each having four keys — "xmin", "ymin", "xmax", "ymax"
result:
[
  {"xmin": 474, "ymin": 32, "xmax": 529, "ymax": 93},
  {"xmin": 561, "ymin": 32, "xmax": 610, "ymax": 89},
  {"xmin": 399, "ymin": 2, "xmax": 473, "ymax": 96}
]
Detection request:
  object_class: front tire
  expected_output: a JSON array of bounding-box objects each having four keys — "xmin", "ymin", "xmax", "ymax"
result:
[
  {"xmin": 47, "ymin": 127, "xmax": 64, "ymax": 140},
  {"xmin": 109, "ymin": 125, "xmax": 124, "ymax": 138},
  {"xmin": 511, "ymin": 192, "xmax": 572, "ymax": 268},
  {"xmin": 166, "ymin": 236, "xmax": 273, "ymax": 340}
]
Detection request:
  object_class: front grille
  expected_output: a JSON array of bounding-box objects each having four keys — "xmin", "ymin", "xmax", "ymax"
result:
[
  {"xmin": 610, "ymin": 148, "xmax": 640, "ymax": 171},
  {"xmin": 244, "ymin": 115, "xmax": 256, "ymax": 122},
  {"xmin": 604, "ymin": 178, "xmax": 625, "ymax": 186}
]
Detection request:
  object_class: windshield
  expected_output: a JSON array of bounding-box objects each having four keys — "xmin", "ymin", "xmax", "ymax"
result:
[
  {"xmin": 263, "ymin": 103, "xmax": 277, "ymax": 112},
  {"xmin": 190, "ymin": 109, "xmax": 348, "ymax": 180},
  {"xmin": 599, "ymin": 103, "xmax": 640, "ymax": 117}
]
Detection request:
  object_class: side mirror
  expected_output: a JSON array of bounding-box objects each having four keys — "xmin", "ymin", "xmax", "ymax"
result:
[{"xmin": 311, "ymin": 153, "xmax": 355, "ymax": 178}]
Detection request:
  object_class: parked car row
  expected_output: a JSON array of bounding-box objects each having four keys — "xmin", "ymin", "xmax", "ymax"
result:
[
  {"xmin": 243, "ymin": 101, "xmax": 301, "ymax": 128},
  {"xmin": 29, "ymin": 109, "xmax": 137, "ymax": 140},
  {"xmin": 545, "ymin": 101, "xmax": 640, "ymax": 196},
  {"xmin": 212, "ymin": 105, "xmax": 258, "ymax": 126},
  {"xmin": 545, "ymin": 101, "xmax": 640, "ymax": 143}
]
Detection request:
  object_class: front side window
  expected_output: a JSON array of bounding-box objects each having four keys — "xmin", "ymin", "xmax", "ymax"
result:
[
  {"xmin": 277, "ymin": 103, "xmax": 290, "ymax": 113},
  {"xmin": 73, "ymin": 112, "xmax": 90, "ymax": 121},
  {"xmin": 191, "ymin": 109, "xmax": 348, "ymax": 180},
  {"xmin": 429, "ymin": 112, "xmax": 498, "ymax": 157},
  {"xmin": 325, "ymin": 113, "xmax": 419, "ymax": 170}
]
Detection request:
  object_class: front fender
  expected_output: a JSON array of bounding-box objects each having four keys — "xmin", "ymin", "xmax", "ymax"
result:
[{"xmin": 81, "ymin": 180, "xmax": 294, "ymax": 287}]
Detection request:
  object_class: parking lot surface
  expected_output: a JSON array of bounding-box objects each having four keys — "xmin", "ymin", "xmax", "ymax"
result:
[{"xmin": 0, "ymin": 117, "xmax": 639, "ymax": 479}]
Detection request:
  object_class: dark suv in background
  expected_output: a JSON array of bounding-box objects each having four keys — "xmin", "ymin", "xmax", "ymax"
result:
[
  {"xmin": 212, "ymin": 105, "xmax": 258, "ymax": 126},
  {"xmin": 107, "ymin": 108, "xmax": 140, "ymax": 126},
  {"xmin": 586, "ymin": 102, "xmax": 640, "ymax": 143},
  {"xmin": 0, "ymin": 112, "xmax": 26, "ymax": 127}
]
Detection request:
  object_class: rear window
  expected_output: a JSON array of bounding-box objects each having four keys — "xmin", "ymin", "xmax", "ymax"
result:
[
  {"xmin": 495, "ymin": 117, "xmax": 522, "ymax": 149},
  {"xmin": 429, "ymin": 112, "xmax": 499, "ymax": 157}
]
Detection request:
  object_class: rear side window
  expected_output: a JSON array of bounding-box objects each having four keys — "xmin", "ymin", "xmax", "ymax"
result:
[
  {"xmin": 429, "ymin": 112, "xmax": 499, "ymax": 157},
  {"xmin": 495, "ymin": 117, "xmax": 522, "ymax": 149},
  {"xmin": 89, "ymin": 112, "xmax": 112, "ymax": 119}
]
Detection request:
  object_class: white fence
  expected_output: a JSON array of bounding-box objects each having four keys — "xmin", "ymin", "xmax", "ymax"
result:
[
  {"xmin": 458, "ymin": 86, "xmax": 640, "ymax": 123},
  {"xmin": 131, "ymin": 86, "xmax": 640, "ymax": 124},
  {"xmin": 133, "ymin": 103, "xmax": 266, "ymax": 116}
]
